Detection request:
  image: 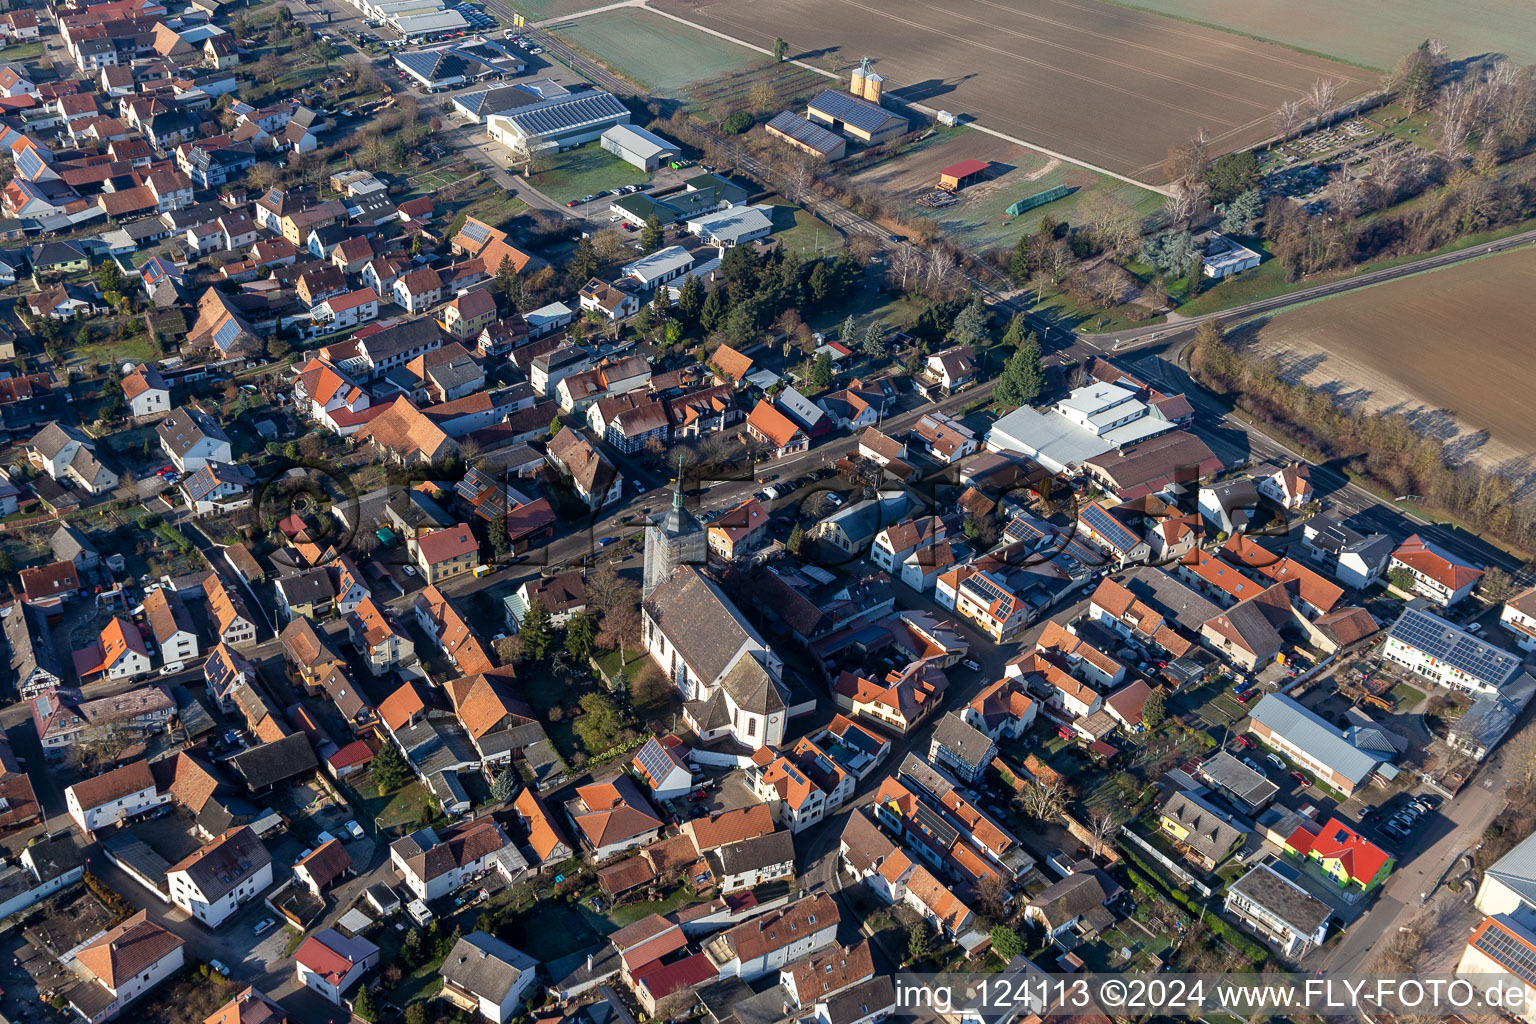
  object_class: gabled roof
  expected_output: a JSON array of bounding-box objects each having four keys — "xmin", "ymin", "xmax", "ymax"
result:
[
  {"xmin": 1391, "ymin": 533, "xmax": 1484, "ymax": 590},
  {"xmin": 74, "ymin": 909, "xmax": 183, "ymax": 990},
  {"xmin": 573, "ymin": 774, "xmax": 663, "ymax": 847},
  {"xmin": 1287, "ymin": 817, "xmax": 1389, "ymax": 884}
]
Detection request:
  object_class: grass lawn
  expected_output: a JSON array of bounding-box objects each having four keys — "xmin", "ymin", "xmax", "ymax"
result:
[
  {"xmin": 1391, "ymin": 683, "xmax": 1425, "ymax": 711},
  {"xmin": 349, "ymin": 778, "xmax": 434, "ymax": 830},
  {"xmin": 393, "ymin": 962, "xmax": 445, "ymax": 1007},
  {"xmin": 604, "ymin": 886, "xmax": 705, "ymax": 928},
  {"xmin": 0, "ymin": 40, "xmax": 43, "ymax": 61},
  {"xmin": 548, "ymin": 8, "xmax": 761, "ymax": 94},
  {"xmin": 513, "ymin": 901, "xmax": 606, "ymax": 961},
  {"xmin": 766, "ymin": 201, "xmax": 844, "ymax": 257},
  {"xmin": 59, "ymin": 330, "xmax": 158, "ymax": 373},
  {"xmin": 529, "ymin": 141, "xmax": 649, "ymax": 205}
]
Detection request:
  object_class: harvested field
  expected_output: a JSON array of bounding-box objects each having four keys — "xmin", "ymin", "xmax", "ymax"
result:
[
  {"xmin": 845, "ymin": 127, "xmax": 1162, "ymax": 253},
  {"xmin": 1107, "ymin": 0, "xmax": 1536, "ymax": 70},
  {"xmin": 546, "ymin": 8, "xmax": 761, "ymax": 94},
  {"xmin": 654, "ymin": 0, "xmax": 1374, "ymax": 179},
  {"xmin": 1234, "ymin": 248, "xmax": 1536, "ymax": 482}
]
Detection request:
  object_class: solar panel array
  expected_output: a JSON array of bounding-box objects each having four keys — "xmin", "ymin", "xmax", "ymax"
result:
[
  {"xmin": 1080, "ymin": 502, "xmax": 1142, "ymax": 553},
  {"xmin": 911, "ymin": 799, "xmax": 959, "ymax": 848},
  {"xmin": 509, "ymin": 93, "xmax": 628, "ymax": 138},
  {"xmin": 1474, "ymin": 921, "xmax": 1536, "ymax": 985},
  {"xmin": 808, "ymin": 90, "xmax": 895, "ymax": 133},
  {"xmin": 459, "ymin": 220, "xmax": 490, "ymax": 245},
  {"xmin": 634, "ymin": 737, "xmax": 679, "ymax": 783},
  {"xmin": 212, "ymin": 318, "xmax": 243, "ymax": 351},
  {"xmin": 16, "ymin": 146, "xmax": 44, "ymax": 181},
  {"xmin": 765, "ymin": 111, "xmax": 844, "ymax": 155},
  {"xmin": 1391, "ymin": 608, "xmax": 1519, "ymax": 686},
  {"xmin": 965, "ymin": 572, "xmax": 1013, "ymax": 608}
]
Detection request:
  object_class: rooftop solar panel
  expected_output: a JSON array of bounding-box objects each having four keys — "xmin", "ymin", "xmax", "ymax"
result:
[
  {"xmin": 460, "ymin": 220, "xmax": 490, "ymax": 244},
  {"xmin": 508, "ymin": 93, "xmax": 628, "ymax": 138},
  {"xmin": 635, "ymin": 737, "xmax": 679, "ymax": 783},
  {"xmin": 765, "ymin": 111, "xmax": 844, "ymax": 154},
  {"xmin": 1475, "ymin": 922, "xmax": 1536, "ymax": 985},
  {"xmin": 212, "ymin": 319, "xmax": 243, "ymax": 350},
  {"xmin": 1389, "ymin": 608, "xmax": 1519, "ymax": 686},
  {"xmin": 911, "ymin": 799, "xmax": 959, "ymax": 848},
  {"xmin": 807, "ymin": 90, "xmax": 901, "ymax": 134},
  {"xmin": 1080, "ymin": 502, "xmax": 1142, "ymax": 553}
]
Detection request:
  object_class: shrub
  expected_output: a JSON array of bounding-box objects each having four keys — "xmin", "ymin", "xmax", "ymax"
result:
[{"xmin": 722, "ymin": 111, "xmax": 753, "ymax": 134}]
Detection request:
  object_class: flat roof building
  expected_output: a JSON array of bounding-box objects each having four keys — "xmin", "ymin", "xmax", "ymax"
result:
[
  {"xmin": 600, "ymin": 124, "xmax": 679, "ymax": 171},
  {"xmin": 488, "ymin": 91, "xmax": 630, "ymax": 153}
]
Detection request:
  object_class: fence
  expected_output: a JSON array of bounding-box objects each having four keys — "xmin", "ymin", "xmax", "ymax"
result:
[{"xmin": 1117, "ymin": 825, "xmax": 1213, "ymax": 898}]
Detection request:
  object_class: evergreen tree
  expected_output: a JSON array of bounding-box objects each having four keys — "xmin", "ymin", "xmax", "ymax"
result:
[
  {"xmin": 676, "ymin": 274, "xmax": 704, "ymax": 324},
  {"xmin": 990, "ymin": 925, "xmax": 1024, "ymax": 961},
  {"xmin": 948, "ymin": 293, "xmax": 989, "ymax": 348},
  {"xmin": 488, "ymin": 513, "xmax": 509, "ymax": 561},
  {"xmin": 862, "ymin": 320, "xmax": 884, "ymax": 358},
  {"xmin": 566, "ymin": 236, "xmax": 598, "ymax": 290},
  {"xmin": 907, "ymin": 923, "xmax": 932, "ymax": 964},
  {"xmin": 700, "ymin": 286, "xmax": 728, "ymax": 333},
  {"xmin": 490, "ymin": 770, "xmax": 517, "ymax": 804},
  {"xmin": 1185, "ymin": 257, "xmax": 1205, "ymax": 298},
  {"xmin": 640, "ymin": 214, "xmax": 664, "ymax": 253},
  {"xmin": 565, "ymin": 612, "xmax": 596, "ymax": 663},
  {"xmin": 634, "ymin": 304, "xmax": 654, "ymax": 338},
  {"xmin": 353, "ymin": 986, "xmax": 378, "ymax": 1022},
  {"xmin": 773, "ymin": 36, "xmax": 788, "ymax": 61},
  {"xmin": 994, "ymin": 336, "xmax": 1044, "ymax": 408},
  {"xmin": 808, "ymin": 261, "xmax": 832, "ymax": 305},
  {"xmin": 400, "ymin": 927, "xmax": 424, "ymax": 968},
  {"xmin": 651, "ymin": 284, "xmax": 672, "ymax": 320},
  {"xmin": 370, "ymin": 740, "xmax": 409, "ymax": 795},
  {"xmin": 1008, "ymin": 233, "xmax": 1031, "ymax": 284},
  {"xmin": 521, "ymin": 598, "xmax": 553, "ymax": 661},
  {"xmin": 548, "ymin": 415, "xmax": 561, "ymax": 438},
  {"xmin": 1142, "ymin": 689, "xmax": 1166, "ymax": 729},
  {"xmin": 1000, "ymin": 313, "xmax": 1030, "ymax": 350},
  {"xmin": 1219, "ymin": 189, "xmax": 1264, "ymax": 235},
  {"xmin": 840, "ymin": 314, "xmax": 856, "ymax": 343},
  {"xmin": 493, "ymin": 254, "xmax": 519, "ymax": 307},
  {"xmin": 811, "ymin": 350, "xmax": 833, "ymax": 389},
  {"xmin": 787, "ymin": 522, "xmax": 804, "ymax": 554}
]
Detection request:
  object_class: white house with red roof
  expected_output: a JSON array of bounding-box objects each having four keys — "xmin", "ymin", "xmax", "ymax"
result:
[
  {"xmin": 1500, "ymin": 588, "xmax": 1536, "ymax": 653},
  {"xmin": 294, "ymin": 928, "xmax": 379, "ymax": 1004},
  {"xmin": 631, "ymin": 735, "xmax": 692, "ymax": 800},
  {"xmin": 312, "ymin": 287, "xmax": 379, "ymax": 332},
  {"xmin": 1389, "ymin": 534, "xmax": 1484, "ymax": 606},
  {"xmin": 73, "ymin": 616, "xmax": 152, "ymax": 683}
]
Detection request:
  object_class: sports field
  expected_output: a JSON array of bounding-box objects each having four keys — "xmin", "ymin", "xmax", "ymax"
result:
[
  {"xmin": 1235, "ymin": 248, "xmax": 1536, "ymax": 473},
  {"xmin": 1107, "ymin": 0, "xmax": 1536, "ymax": 69},
  {"xmin": 847, "ymin": 128, "xmax": 1163, "ymax": 253},
  {"xmin": 546, "ymin": 8, "xmax": 762, "ymax": 94},
  {"xmin": 655, "ymin": 0, "xmax": 1373, "ymax": 180}
]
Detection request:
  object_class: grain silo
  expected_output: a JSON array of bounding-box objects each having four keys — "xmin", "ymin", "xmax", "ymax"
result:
[
  {"xmin": 849, "ymin": 59, "xmax": 867, "ymax": 99},
  {"xmin": 863, "ymin": 70, "xmax": 884, "ymax": 104}
]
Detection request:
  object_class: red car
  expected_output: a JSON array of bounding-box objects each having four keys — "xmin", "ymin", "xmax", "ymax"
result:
[
  {"xmin": 1234, "ymin": 735, "xmax": 1254, "ymax": 750},
  {"xmin": 1290, "ymin": 770, "xmax": 1311, "ymax": 786},
  {"xmin": 1235, "ymin": 691, "xmax": 1251, "ymax": 703},
  {"xmin": 566, "ymin": 199, "xmax": 580, "ymax": 207}
]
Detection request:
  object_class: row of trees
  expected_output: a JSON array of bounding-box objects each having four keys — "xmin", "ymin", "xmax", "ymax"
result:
[{"xmin": 1192, "ymin": 321, "xmax": 1536, "ymax": 552}]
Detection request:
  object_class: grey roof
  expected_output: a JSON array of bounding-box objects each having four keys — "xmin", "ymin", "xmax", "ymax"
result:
[
  {"xmin": 820, "ymin": 977, "xmax": 896, "ymax": 1024},
  {"xmin": 28, "ymin": 421, "xmax": 88, "ymax": 460},
  {"xmin": 601, "ymin": 124, "xmax": 676, "ymax": 161},
  {"xmin": 1195, "ymin": 751, "xmax": 1279, "ymax": 809},
  {"xmin": 359, "ymin": 318, "xmax": 444, "ymax": 363},
  {"xmin": 229, "ymin": 732, "xmax": 319, "ymax": 790},
  {"xmin": 765, "ymin": 111, "xmax": 845, "ymax": 155},
  {"xmin": 1202, "ymin": 478, "xmax": 1259, "ymax": 527},
  {"xmin": 1486, "ymin": 821, "xmax": 1536, "ymax": 910},
  {"xmin": 1450, "ymin": 673, "xmax": 1536, "ymax": 754},
  {"xmin": 395, "ymin": 715, "xmax": 480, "ymax": 777},
  {"xmin": 621, "ymin": 245, "xmax": 693, "ymax": 284},
  {"xmin": 707, "ymin": 831, "xmax": 795, "ymax": 876},
  {"xmin": 1229, "ymin": 864, "xmax": 1330, "ymax": 933},
  {"xmin": 807, "ymin": 89, "xmax": 906, "ymax": 133},
  {"xmin": 1247, "ymin": 694, "xmax": 1382, "ymax": 786},
  {"xmin": 440, "ymin": 932, "xmax": 538, "ymax": 1002},
  {"xmin": 1122, "ymin": 567, "xmax": 1221, "ymax": 632},
  {"xmin": 1387, "ymin": 607, "xmax": 1521, "ymax": 689},
  {"xmin": 501, "ymin": 91, "xmax": 628, "ymax": 140},
  {"xmin": 718, "ymin": 654, "xmax": 786, "ymax": 716},
  {"xmin": 4, "ymin": 602, "xmax": 61, "ymax": 689},
  {"xmin": 457, "ymin": 84, "xmax": 542, "ymax": 117},
  {"xmin": 278, "ymin": 567, "xmax": 336, "ymax": 606},
  {"xmin": 689, "ymin": 204, "xmax": 773, "ymax": 244},
  {"xmin": 642, "ymin": 567, "xmax": 765, "ymax": 686},
  {"xmin": 1026, "ymin": 868, "xmax": 1122, "ymax": 928},
  {"xmin": 157, "ymin": 406, "xmax": 228, "ymax": 458},
  {"xmin": 818, "ymin": 491, "xmax": 913, "ymax": 547},
  {"xmin": 1160, "ymin": 790, "xmax": 1248, "ymax": 861},
  {"xmin": 172, "ymin": 826, "xmax": 270, "ymax": 902},
  {"xmin": 929, "ymin": 711, "xmax": 996, "ymax": 771}
]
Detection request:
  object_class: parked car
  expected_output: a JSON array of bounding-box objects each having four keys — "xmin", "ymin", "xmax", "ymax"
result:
[
  {"xmin": 344, "ymin": 820, "xmax": 365, "ymax": 840},
  {"xmin": 1413, "ymin": 795, "xmax": 1438, "ymax": 813},
  {"xmin": 1290, "ymin": 770, "xmax": 1310, "ymax": 787},
  {"xmin": 1234, "ymin": 735, "xmax": 1254, "ymax": 750},
  {"xmin": 1266, "ymin": 753, "xmax": 1286, "ymax": 771},
  {"xmin": 1243, "ymin": 757, "xmax": 1266, "ymax": 774},
  {"xmin": 158, "ymin": 661, "xmax": 185, "ymax": 676},
  {"xmin": 208, "ymin": 960, "xmax": 230, "ymax": 978},
  {"xmin": 252, "ymin": 917, "xmax": 277, "ymax": 937}
]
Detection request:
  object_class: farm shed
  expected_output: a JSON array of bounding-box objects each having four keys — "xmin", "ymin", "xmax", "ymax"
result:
[
  {"xmin": 488, "ymin": 91, "xmax": 631, "ymax": 153},
  {"xmin": 1202, "ymin": 232, "xmax": 1262, "ymax": 279},
  {"xmin": 600, "ymin": 124, "xmax": 679, "ymax": 171},
  {"xmin": 939, "ymin": 159, "xmax": 991, "ymax": 191},
  {"xmin": 806, "ymin": 89, "xmax": 908, "ymax": 146},
  {"xmin": 764, "ymin": 111, "xmax": 846, "ymax": 161}
]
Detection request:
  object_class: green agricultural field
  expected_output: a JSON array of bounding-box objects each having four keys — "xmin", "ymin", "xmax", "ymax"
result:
[
  {"xmin": 528, "ymin": 140, "xmax": 649, "ymax": 204},
  {"xmin": 1106, "ymin": 0, "xmax": 1536, "ymax": 68},
  {"xmin": 547, "ymin": 8, "xmax": 762, "ymax": 94},
  {"xmin": 765, "ymin": 201, "xmax": 844, "ymax": 257},
  {"xmin": 499, "ymin": 0, "xmax": 602, "ymax": 21}
]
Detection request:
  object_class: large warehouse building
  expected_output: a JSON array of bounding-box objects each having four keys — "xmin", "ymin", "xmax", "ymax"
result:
[
  {"xmin": 488, "ymin": 91, "xmax": 631, "ymax": 153},
  {"xmin": 764, "ymin": 111, "xmax": 846, "ymax": 162},
  {"xmin": 806, "ymin": 88, "xmax": 908, "ymax": 146},
  {"xmin": 599, "ymin": 124, "xmax": 678, "ymax": 171}
]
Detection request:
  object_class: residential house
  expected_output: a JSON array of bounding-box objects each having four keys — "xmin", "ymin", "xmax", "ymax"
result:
[
  {"xmin": 4, "ymin": 603, "xmax": 63, "ymax": 699},
  {"xmin": 204, "ymin": 642, "xmax": 257, "ymax": 714},
  {"xmin": 707, "ymin": 498, "xmax": 769, "ymax": 560},
  {"xmin": 122, "ymin": 364, "xmax": 170, "ymax": 418},
  {"xmin": 1300, "ymin": 515, "xmax": 1395, "ymax": 590},
  {"xmin": 1502, "ymin": 588, "xmax": 1536, "ymax": 653},
  {"xmin": 1258, "ymin": 463, "xmax": 1313, "ymax": 509},
  {"xmin": 707, "ymin": 831, "xmax": 796, "ymax": 894},
  {"xmin": 832, "ymin": 660, "xmax": 948, "ymax": 735},
  {"xmin": 347, "ymin": 597, "xmax": 415, "ymax": 677},
  {"xmin": 413, "ymin": 524, "xmax": 480, "ymax": 583},
  {"xmin": 702, "ymin": 891, "xmax": 839, "ymax": 981},
  {"xmin": 911, "ymin": 411, "xmax": 977, "ymax": 463},
  {"xmin": 632, "ymin": 735, "xmax": 692, "ymax": 801},
  {"xmin": 1158, "ymin": 789, "xmax": 1248, "ymax": 870},
  {"xmin": 440, "ymin": 289, "xmax": 497, "ymax": 341},
  {"xmin": 204, "ymin": 575, "xmax": 256, "ymax": 648},
  {"xmin": 276, "ymin": 568, "xmax": 336, "ymax": 622},
  {"xmin": 390, "ymin": 820, "xmax": 517, "ymax": 901},
  {"xmin": 917, "ymin": 346, "xmax": 979, "ymax": 395},
  {"xmin": 1023, "ymin": 868, "xmax": 1122, "ymax": 940},
  {"xmin": 1224, "ymin": 863, "xmax": 1331, "ymax": 958},
  {"xmin": 71, "ymin": 617, "xmax": 153, "ymax": 684},
  {"xmin": 1283, "ymin": 818, "xmax": 1393, "ymax": 892},
  {"xmin": 961, "ymin": 677, "xmax": 1036, "ymax": 741},
  {"xmin": 1389, "ymin": 534, "xmax": 1484, "ymax": 606},
  {"xmin": 28, "ymin": 421, "xmax": 119, "ymax": 493},
  {"xmin": 566, "ymin": 774, "xmax": 664, "ymax": 862},
  {"xmin": 294, "ymin": 929, "xmax": 379, "ymax": 1005},
  {"xmin": 158, "ymin": 406, "xmax": 232, "ymax": 472},
  {"xmin": 66, "ymin": 759, "xmax": 165, "ymax": 833},
  {"xmin": 293, "ymin": 838, "xmax": 353, "ymax": 898},
  {"xmin": 66, "ymin": 910, "xmax": 185, "ymax": 1024},
  {"xmin": 144, "ymin": 587, "xmax": 199, "ymax": 664},
  {"xmin": 439, "ymin": 932, "xmax": 540, "ymax": 1024},
  {"xmin": 546, "ymin": 426, "xmax": 622, "ymax": 510},
  {"xmin": 167, "ymin": 826, "xmax": 273, "ymax": 928},
  {"xmin": 926, "ymin": 711, "xmax": 996, "ymax": 784},
  {"xmin": 745, "ymin": 402, "xmax": 808, "ymax": 459}
]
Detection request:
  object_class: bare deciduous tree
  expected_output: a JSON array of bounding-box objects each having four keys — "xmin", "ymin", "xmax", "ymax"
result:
[
  {"xmin": 1022, "ymin": 780, "xmax": 1066, "ymax": 822},
  {"xmin": 887, "ymin": 244, "xmax": 923, "ymax": 293},
  {"xmin": 1437, "ymin": 80, "xmax": 1477, "ymax": 161},
  {"xmin": 922, "ymin": 246, "xmax": 958, "ymax": 297},
  {"xmin": 1162, "ymin": 179, "xmax": 1208, "ymax": 229},
  {"xmin": 1306, "ymin": 77, "xmax": 1339, "ymax": 121},
  {"xmin": 1271, "ymin": 98, "xmax": 1304, "ymax": 144},
  {"xmin": 1087, "ymin": 809, "xmax": 1121, "ymax": 858}
]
